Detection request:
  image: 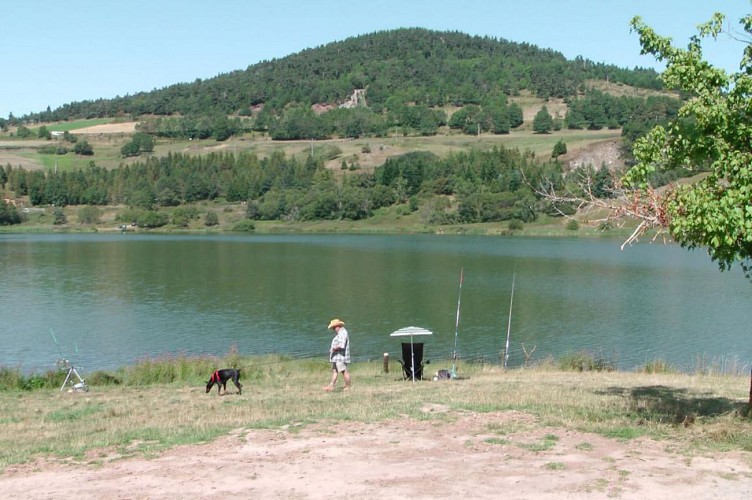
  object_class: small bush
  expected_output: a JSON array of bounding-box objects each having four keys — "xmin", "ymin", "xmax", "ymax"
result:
[
  {"xmin": 231, "ymin": 219, "xmax": 256, "ymax": 232},
  {"xmin": 204, "ymin": 211, "xmax": 219, "ymax": 226},
  {"xmin": 137, "ymin": 210, "xmax": 169, "ymax": 228},
  {"xmin": 52, "ymin": 207, "xmax": 67, "ymax": 225},
  {"xmin": 0, "ymin": 366, "xmax": 24, "ymax": 390},
  {"xmin": 116, "ymin": 208, "xmax": 144, "ymax": 224},
  {"xmin": 38, "ymin": 145, "xmax": 63, "ymax": 154},
  {"xmin": 86, "ymin": 371, "xmax": 122, "ymax": 386},
  {"xmin": 22, "ymin": 370, "xmax": 63, "ymax": 390},
  {"xmin": 565, "ymin": 219, "xmax": 579, "ymax": 231},
  {"xmin": 559, "ymin": 351, "xmax": 615, "ymax": 372},
  {"xmin": 551, "ymin": 139, "xmax": 567, "ymax": 158},
  {"xmin": 508, "ymin": 219, "xmax": 524, "ymax": 231},
  {"xmin": 73, "ymin": 140, "xmax": 94, "ymax": 155},
  {"xmin": 78, "ymin": 206, "xmax": 102, "ymax": 225},
  {"xmin": 0, "ymin": 366, "xmax": 65, "ymax": 391},
  {"xmin": 223, "ymin": 345, "xmax": 242, "ymax": 368}
]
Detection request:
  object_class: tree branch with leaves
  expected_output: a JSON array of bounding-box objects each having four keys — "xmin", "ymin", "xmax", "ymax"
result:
[
  {"xmin": 626, "ymin": 12, "xmax": 752, "ymax": 273},
  {"xmin": 537, "ymin": 11, "xmax": 752, "ymax": 274}
]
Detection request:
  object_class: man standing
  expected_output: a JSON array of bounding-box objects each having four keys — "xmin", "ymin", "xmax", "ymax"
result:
[{"xmin": 323, "ymin": 318, "xmax": 351, "ymax": 391}]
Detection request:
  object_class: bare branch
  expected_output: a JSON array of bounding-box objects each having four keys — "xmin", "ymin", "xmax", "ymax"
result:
[{"xmin": 526, "ymin": 167, "xmax": 672, "ymax": 248}]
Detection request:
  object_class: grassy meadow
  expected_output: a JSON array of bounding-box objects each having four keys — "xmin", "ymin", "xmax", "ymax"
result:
[
  {"xmin": 0, "ymin": 126, "xmax": 623, "ymax": 172},
  {"xmin": 0, "ymin": 352, "xmax": 750, "ymax": 471}
]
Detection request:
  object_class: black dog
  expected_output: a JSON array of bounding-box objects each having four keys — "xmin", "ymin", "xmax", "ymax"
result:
[{"xmin": 205, "ymin": 368, "xmax": 242, "ymax": 396}]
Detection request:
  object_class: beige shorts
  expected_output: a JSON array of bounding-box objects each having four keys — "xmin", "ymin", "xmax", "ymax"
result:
[{"xmin": 331, "ymin": 361, "xmax": 349, "ymax": 373}]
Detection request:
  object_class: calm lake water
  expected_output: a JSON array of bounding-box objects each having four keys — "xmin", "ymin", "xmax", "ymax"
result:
[{"xmin": 1, "ymin": 233, "xmax": 750, "ymax": 374}]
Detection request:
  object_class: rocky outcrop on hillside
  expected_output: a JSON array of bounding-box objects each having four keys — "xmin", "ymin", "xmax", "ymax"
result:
[
  {"xmin": 565, "ymin": 139, "xmax": 624, "ymax": 172},
  {"xmin": 339, "ymin": 88, "xmax": 367, "ymax": 109}
]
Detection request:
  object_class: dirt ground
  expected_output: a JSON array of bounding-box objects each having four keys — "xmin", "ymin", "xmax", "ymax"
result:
[
  {"xmin": 1, "ymin": 410, "xmax": 750, "ymax": 499},
  {"xmin": 71, "ymin": 122, "xmax": 138, "ymax": 134}
]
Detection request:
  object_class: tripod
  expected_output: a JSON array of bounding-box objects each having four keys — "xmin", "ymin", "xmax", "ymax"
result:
[{"xmin": 57, "ymin": 359, "xmax": 89, "ymax": 392}]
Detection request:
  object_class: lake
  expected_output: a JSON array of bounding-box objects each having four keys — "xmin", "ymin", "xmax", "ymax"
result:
[{"xmin": 1, "ymin": 233, "xmax": 750, "ymax": 374}]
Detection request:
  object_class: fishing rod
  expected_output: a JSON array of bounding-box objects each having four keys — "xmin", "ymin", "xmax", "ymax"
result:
[
  {"xmin": 451, "ymin": 267, "xmax": 464, "ymax": 378},
  {"xmin": 50, "ymin": 328, "xmax": 65, "ymax": 360},
  {"xmin": 503, "ymin": 271, "xmax": 516, "ymax": 369}
]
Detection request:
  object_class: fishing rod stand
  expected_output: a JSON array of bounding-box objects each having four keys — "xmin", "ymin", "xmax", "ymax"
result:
[{"xmin": 57, "ymin": 358, "xmax": 89, "ymax": 392}]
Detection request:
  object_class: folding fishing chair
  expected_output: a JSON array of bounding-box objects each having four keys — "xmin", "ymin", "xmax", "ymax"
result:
[{"xmin": 396, "ymin": 342, "xmax": 426, "ymax": 381}]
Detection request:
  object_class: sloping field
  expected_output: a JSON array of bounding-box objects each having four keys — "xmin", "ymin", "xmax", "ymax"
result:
[{"xmin": 69, "ymin": 122, "xmax": 138, "ymax": 134}]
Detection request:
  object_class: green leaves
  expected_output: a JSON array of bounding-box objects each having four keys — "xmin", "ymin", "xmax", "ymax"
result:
[{"xmin": 628, "ymin": 11, "xmax": 752, "ymax": 273}]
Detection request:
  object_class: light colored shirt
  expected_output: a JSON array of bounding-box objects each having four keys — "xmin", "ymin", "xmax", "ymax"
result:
[{"xmin": 329, "ymin": 327, "xmax": 350, "ymax": 363}]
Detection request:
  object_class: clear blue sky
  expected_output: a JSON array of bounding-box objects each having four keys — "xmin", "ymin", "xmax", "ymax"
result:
[{"xmin": 2, "ymin": 0, "xmax": 749, "ymax": 118}]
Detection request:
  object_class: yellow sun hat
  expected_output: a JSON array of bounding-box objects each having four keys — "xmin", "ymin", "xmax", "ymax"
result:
[{"xmin": 328, "ymin": 319, "xmax": 345, "ymax": 329}]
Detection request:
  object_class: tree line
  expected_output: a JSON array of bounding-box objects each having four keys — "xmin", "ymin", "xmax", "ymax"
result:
[
  {"xmin": 128, "ymin": 88, "xmax": 678, "ymax": 144},
  {"xmin": 2, "ymin": 145, "xmax": 592, "ymax": 226}
]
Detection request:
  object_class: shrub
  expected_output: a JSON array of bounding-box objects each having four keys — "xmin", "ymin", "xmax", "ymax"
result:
[
  {"xmin": 204, "ymin": 211, "xmax": 219, "ymax": 226},
  {"xmin": 565, "ymin": 219, "xmax": 579, "ymax": 231},
  {"xmin": 223, "ymin": 345, "xmax": 242, "ymax": 368},
  {"xmin": 0, "ymin": 366, "xmax": 24, "ymax": 390},
  {"xmin": 408, "ymin": 196, "xmax": 419, "ymax": 212},
  {"xmin": 171, "ymin": 213, "xmax": 190, "ymax": 228},
  {"xmin": 52, "ymin": 207, "xmax": 67, "ymax": 225},
  {"xmin": 508, "ymin": 219, "xmax": 524, "ymax": 231},
  {"xmin": 78, "ymin": 206, "xmax": 102, "ymax": 224},
  {"xmin": 38, "ymin": 145, "xmax": 65, "ymax": 154},
  {"xmin": 231, "ymin": 219, "xmax": 256, "ymax": 232},
  {"xmin": 551, "ymin": 139, "xmax": 567, "ymax": 158},
  {"xmin": 73, "ymin": 140, "xmax": 94, "ymax": 155},
  {"xmin": 0, "ymin": 201, "xmax": 22, "ymax": 225},
  {"xmin": 116, "ymin": 208, "xmax": 144, "ymax": 224},
  {"xmin": 0, "ymin": 366, "xmax": 65, "ymax": 391},
  {"xmin": 86, "ymin": 371, "xmax": 122, "ymax": 386},
  {"xmin": 121, "ymin": 132, "xmax": 155, "ymax": 157},
  {"xmin": 137, "ymin": 210, "xmax": 169, "ymax": 228},
  {"xmin": 170, "ymin": 206, "xmax": 199, "ymax": 228},
  {"xmin": 22, "ymin": 370, "xmax": 62, "ymax": 390},
  {"xmin": 559, "ymin": 351, "xmax": 615, "ymax": 372}
]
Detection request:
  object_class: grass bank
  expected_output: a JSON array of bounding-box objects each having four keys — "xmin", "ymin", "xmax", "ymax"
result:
[
  {"xmin": 0, "ymin": 198, "xmax": 645, "ymax": 241},
  {"xmin": 1, "ymin": 354, "xmax": 750, "ymax": 471}
]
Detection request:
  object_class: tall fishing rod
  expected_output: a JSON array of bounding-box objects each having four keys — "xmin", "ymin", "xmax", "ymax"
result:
[
  {"xmin": 451, "ymin": 267, "xmax": 464, "ymax": 378},
  {"xmin": 503, "ymin": 271, "xmax": 516, "ymax": 368},
  {"xmin": 50, "ymin": 328, "xmax": 65, "ymax": 359}
]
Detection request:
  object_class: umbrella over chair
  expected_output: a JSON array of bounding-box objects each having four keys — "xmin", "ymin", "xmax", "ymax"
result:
[{"xmin": 390, "ymin": 326, "xmax": 433, "ymax": 382}]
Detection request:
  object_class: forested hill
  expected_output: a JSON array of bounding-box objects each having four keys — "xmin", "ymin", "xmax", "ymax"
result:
[{"xmin": 33, "ymin": 28, "xmax": 661, "ymax": 121}]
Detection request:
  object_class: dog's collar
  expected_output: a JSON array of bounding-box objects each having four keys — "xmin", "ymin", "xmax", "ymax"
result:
[{"xmin": 211, "ymin": 370, "xmax": 221, "ymax": 383}]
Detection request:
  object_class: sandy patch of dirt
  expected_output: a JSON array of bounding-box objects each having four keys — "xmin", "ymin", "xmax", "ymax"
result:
[
  {"xmin": 1, "ymin": 411, "xmax": 750, "ymax": 499},
  {"xmin": 72, "ymin": 122, "xmax": 138, "ymax": 134},
  {"xmin": 521, "ymin": 97, "xmax": 568, "ymax": 123},
  {"xmin": 0, "ymin": 152, "xmax": 42, "ymax": 170}
]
